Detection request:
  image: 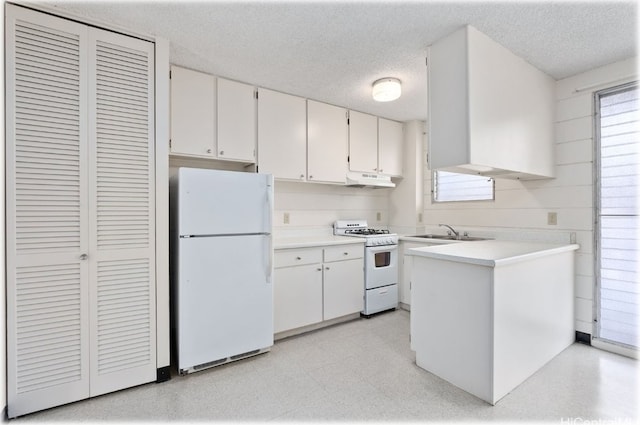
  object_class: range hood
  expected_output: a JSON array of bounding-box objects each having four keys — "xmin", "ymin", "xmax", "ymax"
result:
[{"xmin": 345, "ymin": 172, "xmax": 395, "ymax": 188}]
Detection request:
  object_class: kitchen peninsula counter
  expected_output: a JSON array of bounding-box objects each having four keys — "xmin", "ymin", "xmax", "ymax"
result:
[
  {"xmin": 408, "ymin": 240, "xmax": 579, "ymax": 405},
  {"xmin": 407, "ymin": 240, "xmax": 579, "ymax": 266}
]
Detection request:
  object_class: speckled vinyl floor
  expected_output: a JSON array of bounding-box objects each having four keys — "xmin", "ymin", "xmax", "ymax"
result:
[{"xmin": 15, "ymin": 309, "xmax": 638, "ymax": 423}]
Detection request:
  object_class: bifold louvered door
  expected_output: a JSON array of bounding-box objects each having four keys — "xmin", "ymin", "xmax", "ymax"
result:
[
  {"xmin": 87, "ymin": 26, "xmax": 156, "ymax": 398},
  {"xmin": 5, "ymin": 5, "xmax": 156, "ymax": 417}
]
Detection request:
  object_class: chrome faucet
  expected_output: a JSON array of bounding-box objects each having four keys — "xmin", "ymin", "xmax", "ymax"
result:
[{"xmin": 438, "ymin": 224, "xmax": 460, "ymax": 238}]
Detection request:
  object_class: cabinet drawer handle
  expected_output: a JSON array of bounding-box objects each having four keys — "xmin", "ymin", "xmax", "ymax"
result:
[
  {"xmin": 309, "ymin": 175, "xmax": 313, "ymax": 179},
  {"xmin": 206, "ymin": 148, "xmax": 212, "ymax": 154},
  {"xmin": 343, "ymin": 252, "xmax": 349, "ymax": 256},
  {"xmin": 300, "ymin": 174, "xmax": 305, "ymax": 179},
  {"xmin": 317, "ymin": 268, "xmax": 322, "ymax": 271},
  {"xmin": 79, "ymin": 253, "xmax": 88, "ymax": 261},
  {"xmin": 325, "ymin": 266, "xmax": 330, "ymax": 270},
  {"xmin": 295, "ymin": 256, "xmax": 301, "ymax": 260},
  {"xmin": 220, "ymin": 150, "xmax": 224, "ymax": 155}
]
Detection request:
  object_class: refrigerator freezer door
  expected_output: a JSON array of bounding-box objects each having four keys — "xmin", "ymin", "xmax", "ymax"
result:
[
  {"xmin": 178, "ymin": 168, "xmax": 272, "ymax": 236},
  {"xmin": 176, "ymin": 234, "xmax": 273, "ymax": 371}
]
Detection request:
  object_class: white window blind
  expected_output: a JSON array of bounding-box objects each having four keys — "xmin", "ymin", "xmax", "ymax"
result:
[
  {"xmin": 433, "ymin": 171, "xmax": 494, "ymax": 202},
  {"xmin": 596, "ymin": 82, "xmax": 639, "ymax": 349}
]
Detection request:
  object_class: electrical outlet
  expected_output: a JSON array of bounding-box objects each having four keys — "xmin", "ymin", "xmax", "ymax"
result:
[
  {"xmin": 547, "ymin": 212, "xmax": 557, "ymax": 225},
  {"xmin": 283, "ymin": 212, "xmax": 290, "ymax": 224},
  {"xmin": 376, "ymin": 212, "xmax": 381, "ymax": 221}
]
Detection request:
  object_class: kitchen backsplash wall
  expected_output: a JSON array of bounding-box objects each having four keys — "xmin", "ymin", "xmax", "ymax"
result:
[
  {"xmin": 274, "ymin": 181, "xmax": 391, "ymax": 238},
  {"xmin": 422, "ymin": 57, "xmax": 637, "ymax": 336},
  {"xmin": 169, "ymin": 157, "xmax": 392, "ymax": 238}
]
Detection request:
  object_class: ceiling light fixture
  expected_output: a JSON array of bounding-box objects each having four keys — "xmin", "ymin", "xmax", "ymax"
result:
[{"xmin": 372, "ymin": 77, "xmax": 401, "ymax": 102}]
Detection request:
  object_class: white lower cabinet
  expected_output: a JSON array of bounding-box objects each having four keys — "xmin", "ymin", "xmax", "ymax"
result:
[
  {"xmin": 274, "ymin": 244, "xmax": 364, "ymax": 334},
  {"xmin": 274, "ymin": 263, "xmax": 323, "ymax": 333},
  {"xmin": 400, "ymin": 241, "xmax": 439, "ymax": 307},
  {"xmin": 323, "ymin": 245, "xmax": 364, "ymax": 320}
]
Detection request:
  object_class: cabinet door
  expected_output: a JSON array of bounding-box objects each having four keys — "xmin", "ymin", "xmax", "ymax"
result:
[
  {"xmin": 348, "ymin": 110, "xmax": 378, "ymax": 173},
  {"xmin": 323, "ymin": 259, "xmax": 364, "ymax": 320},
  {"xmin": 5, "ymin": 6, "xmax": 91, "ymax": 417},
  {"xmin": 257, "ymin": 88, "xmax": 307, "ymax": 180},
  {"xmin": 378, "ymin": 118, "xmax": 403, "ymax": 176},
  {"xmin": 217, "ymin": 78, "xmax": 256, "ymax": 162},
  {"xmin": 307, "ymin": 100, "xmax": 348, "ymax": 183},
  {"xmin": 274, "ymin": 264, "xmax": 323, "ymax": 333},
  {"xmin": 88, "ymin": 27, "xmax": 157, "ymax": 397},
  {"xmin": 170, "ymin": 66, "xmax": 215, "ymax": 157}
]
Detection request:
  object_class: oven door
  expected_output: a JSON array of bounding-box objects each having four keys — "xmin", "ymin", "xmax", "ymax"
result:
[{"xmin": 364, "ymin": 244, "xmax": 398, "ymax": 290}]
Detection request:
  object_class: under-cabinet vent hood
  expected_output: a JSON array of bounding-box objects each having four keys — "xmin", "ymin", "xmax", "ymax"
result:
[{"xmin": 345, "ymin": 172, "xmax": 395, "ymax": 188}]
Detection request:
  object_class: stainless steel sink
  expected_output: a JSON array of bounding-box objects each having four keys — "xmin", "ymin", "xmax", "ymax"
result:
[{"xmin": 407, "ymin": 234, "xmax": 490, "ymax": 241}]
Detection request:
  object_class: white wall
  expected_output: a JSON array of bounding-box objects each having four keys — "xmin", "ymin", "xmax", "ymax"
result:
[
  {"xmin": 273, "ymin": 181, "xmax": 391, "ymax": 237},
  {"xmin": 389, "ymin": 120, "xmax": 426, "ymax": 235},
  {"xmin": 423, "ymin": 57, "xmax": 637, "ymax": 335}
]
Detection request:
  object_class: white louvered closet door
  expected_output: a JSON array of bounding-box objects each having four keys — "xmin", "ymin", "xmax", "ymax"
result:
[
  {"xmin": 6, "ymin": 5, "xmax": 157, "ymax": 417},
  {"xmin": 5, "ymin": 7, "xmax": 90, "ymax": 418},
  {"xmin": 87, "ymin": 28, "xmax": 156, "ymax": 397}
]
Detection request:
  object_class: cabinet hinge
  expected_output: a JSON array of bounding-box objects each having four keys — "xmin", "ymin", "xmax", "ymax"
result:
[
  {"xmin": 347, "ymin": 155, "xmax": 350, "ymax": 163},
  {"xmin": 256, "ymin": 166, "xmax": 259, "ymax": 173},
  {"xmin": 169, "ymin": 139, "xmax": 172, "ymax": 148},
  {"xmin": 169, "ymin": 70, "xmax": 172, "ymax": 79},
  {"xmin": 425, "ymin": 57, "xmax": 428, "ymax": 66},
  {"xmin": 347, "ymin": 118, "xmax": 350, "ymax": 125},
  {"xmin": 255, "ymin": 90, "xmax": 259, "ymax": 99}
]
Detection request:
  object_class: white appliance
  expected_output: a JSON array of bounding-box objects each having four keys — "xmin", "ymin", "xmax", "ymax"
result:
[
  {"xmin": 170, "ymin": 168, "xmax": 274, "ymax": 374},
  {"xmin": 333, "ymin": 220, "xmax": 398, "ymax": 316},
  {"xmin": 345, "ymin": 172, "xmax": 396, "ymax": 188}
]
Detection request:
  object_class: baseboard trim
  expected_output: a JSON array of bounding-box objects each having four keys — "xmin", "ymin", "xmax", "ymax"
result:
[
  {"xmin": 575, "ymin": 331, "xmax": 591, "ymax": 345},
  {"xmin": 592, "ymin": 338, "xmax": 638, "ymax": 359},
  {"xmin": 156, "ymin": 366, "xmax": 171, "ymax": 383}
]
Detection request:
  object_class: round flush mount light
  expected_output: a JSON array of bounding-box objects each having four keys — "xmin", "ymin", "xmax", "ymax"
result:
[{"xmin": 372, "ymin": 77, "xmax": 401, "ymax": 102}]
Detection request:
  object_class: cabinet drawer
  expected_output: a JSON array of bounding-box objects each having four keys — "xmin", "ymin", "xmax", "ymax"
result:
[
  {"xmin": 274, "ymin": 248, "xmax": 322, "ymax": 268},
  {"xmin": 324, "ymin": 244, "xmax": 364, "ymax": 263}
]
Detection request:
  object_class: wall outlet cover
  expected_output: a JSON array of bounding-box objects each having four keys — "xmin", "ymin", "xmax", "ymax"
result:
[
  {"xmin": 548, "ymin": 212, "xmax": 557, "ymax": 225},
  {"xmin": 284, "ymin": 212, "xmax": 290, "ymax": 224}
]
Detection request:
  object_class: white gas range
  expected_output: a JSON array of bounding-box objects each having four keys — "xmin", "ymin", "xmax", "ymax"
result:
[{"xmin": 334, "ymin": 220, "xmax": 399, "ymax": 316}]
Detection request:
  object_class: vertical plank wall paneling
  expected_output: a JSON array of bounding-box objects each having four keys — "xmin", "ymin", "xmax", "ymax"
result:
[{"xmin": 423, "ymin": 58, "xmax": 637, "ymax": 335}]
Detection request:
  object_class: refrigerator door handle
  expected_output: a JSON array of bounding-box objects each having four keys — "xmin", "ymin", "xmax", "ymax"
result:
[
  {"xmin": 265, "ymin": 235, "xmax": 273, "ymax": 284},
  {"xmin": 266, "ymin": 177, "xmax": 273, "ymax": 231}
]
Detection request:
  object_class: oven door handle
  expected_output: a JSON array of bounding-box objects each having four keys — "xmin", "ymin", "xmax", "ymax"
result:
[{"xmin": 367, "ymin": 245, "xmax": 398, "ymax": 253}]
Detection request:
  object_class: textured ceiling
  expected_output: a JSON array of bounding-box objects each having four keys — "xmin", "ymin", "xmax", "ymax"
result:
[{"xmin": 45, "ymin": 0, "xmax": 638, "ymax": 122}]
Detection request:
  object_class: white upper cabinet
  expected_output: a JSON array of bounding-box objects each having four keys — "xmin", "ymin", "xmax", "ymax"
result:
[
  {"xmin": 307, "ymin": 100, "xmax": 348, "ymax": 184},
  {"xmin": 257, "ymin": 88, "xmax": 307, "ymax": 180},
  {"xmin": 217, "ymin": 77, "xmax": 257, "ymax": 162},
  {"xmin": 170, "ymin": 66, "xmax": 216, "ymax": 157},
  {"xmin": 428, "ymin": 25, "xmax": 555, "ymax": 180},
  {"xmin": 349, "ymin": 112, "xmax": 403, "ymax": 177},
  {"xmin": 378, "ymin": 118, "xmax": 403, "ymax": 176},
  {"xmin": 348, "ymin": 110, "xmax": 378, "ymax": 173}
]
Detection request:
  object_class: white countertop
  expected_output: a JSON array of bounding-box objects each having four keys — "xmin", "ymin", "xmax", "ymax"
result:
[
  {"xmin": 407, "ymin": 240, "xmax": 579, "ymax": 267},
  {"xmin": 399, "ymin": 236, "xmax": 465, "ymax": 245},
  {"xmin": 274, "ymin": 235, "xmax": 365, "ymax": 250}
]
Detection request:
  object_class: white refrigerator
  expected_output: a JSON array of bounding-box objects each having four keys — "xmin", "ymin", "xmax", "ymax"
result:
[{"xmin": 171, "ymin": 168, "xmax": 273, "ymax": 374}]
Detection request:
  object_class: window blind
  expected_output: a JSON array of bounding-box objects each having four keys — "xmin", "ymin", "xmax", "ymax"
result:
[
  {"xmin": 597, "ymin": 83, "xmax": 639, "ymax": 348},
  {"xmin": 433, "ymin": 170, "xmax": 494, "ymax": 202}
]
